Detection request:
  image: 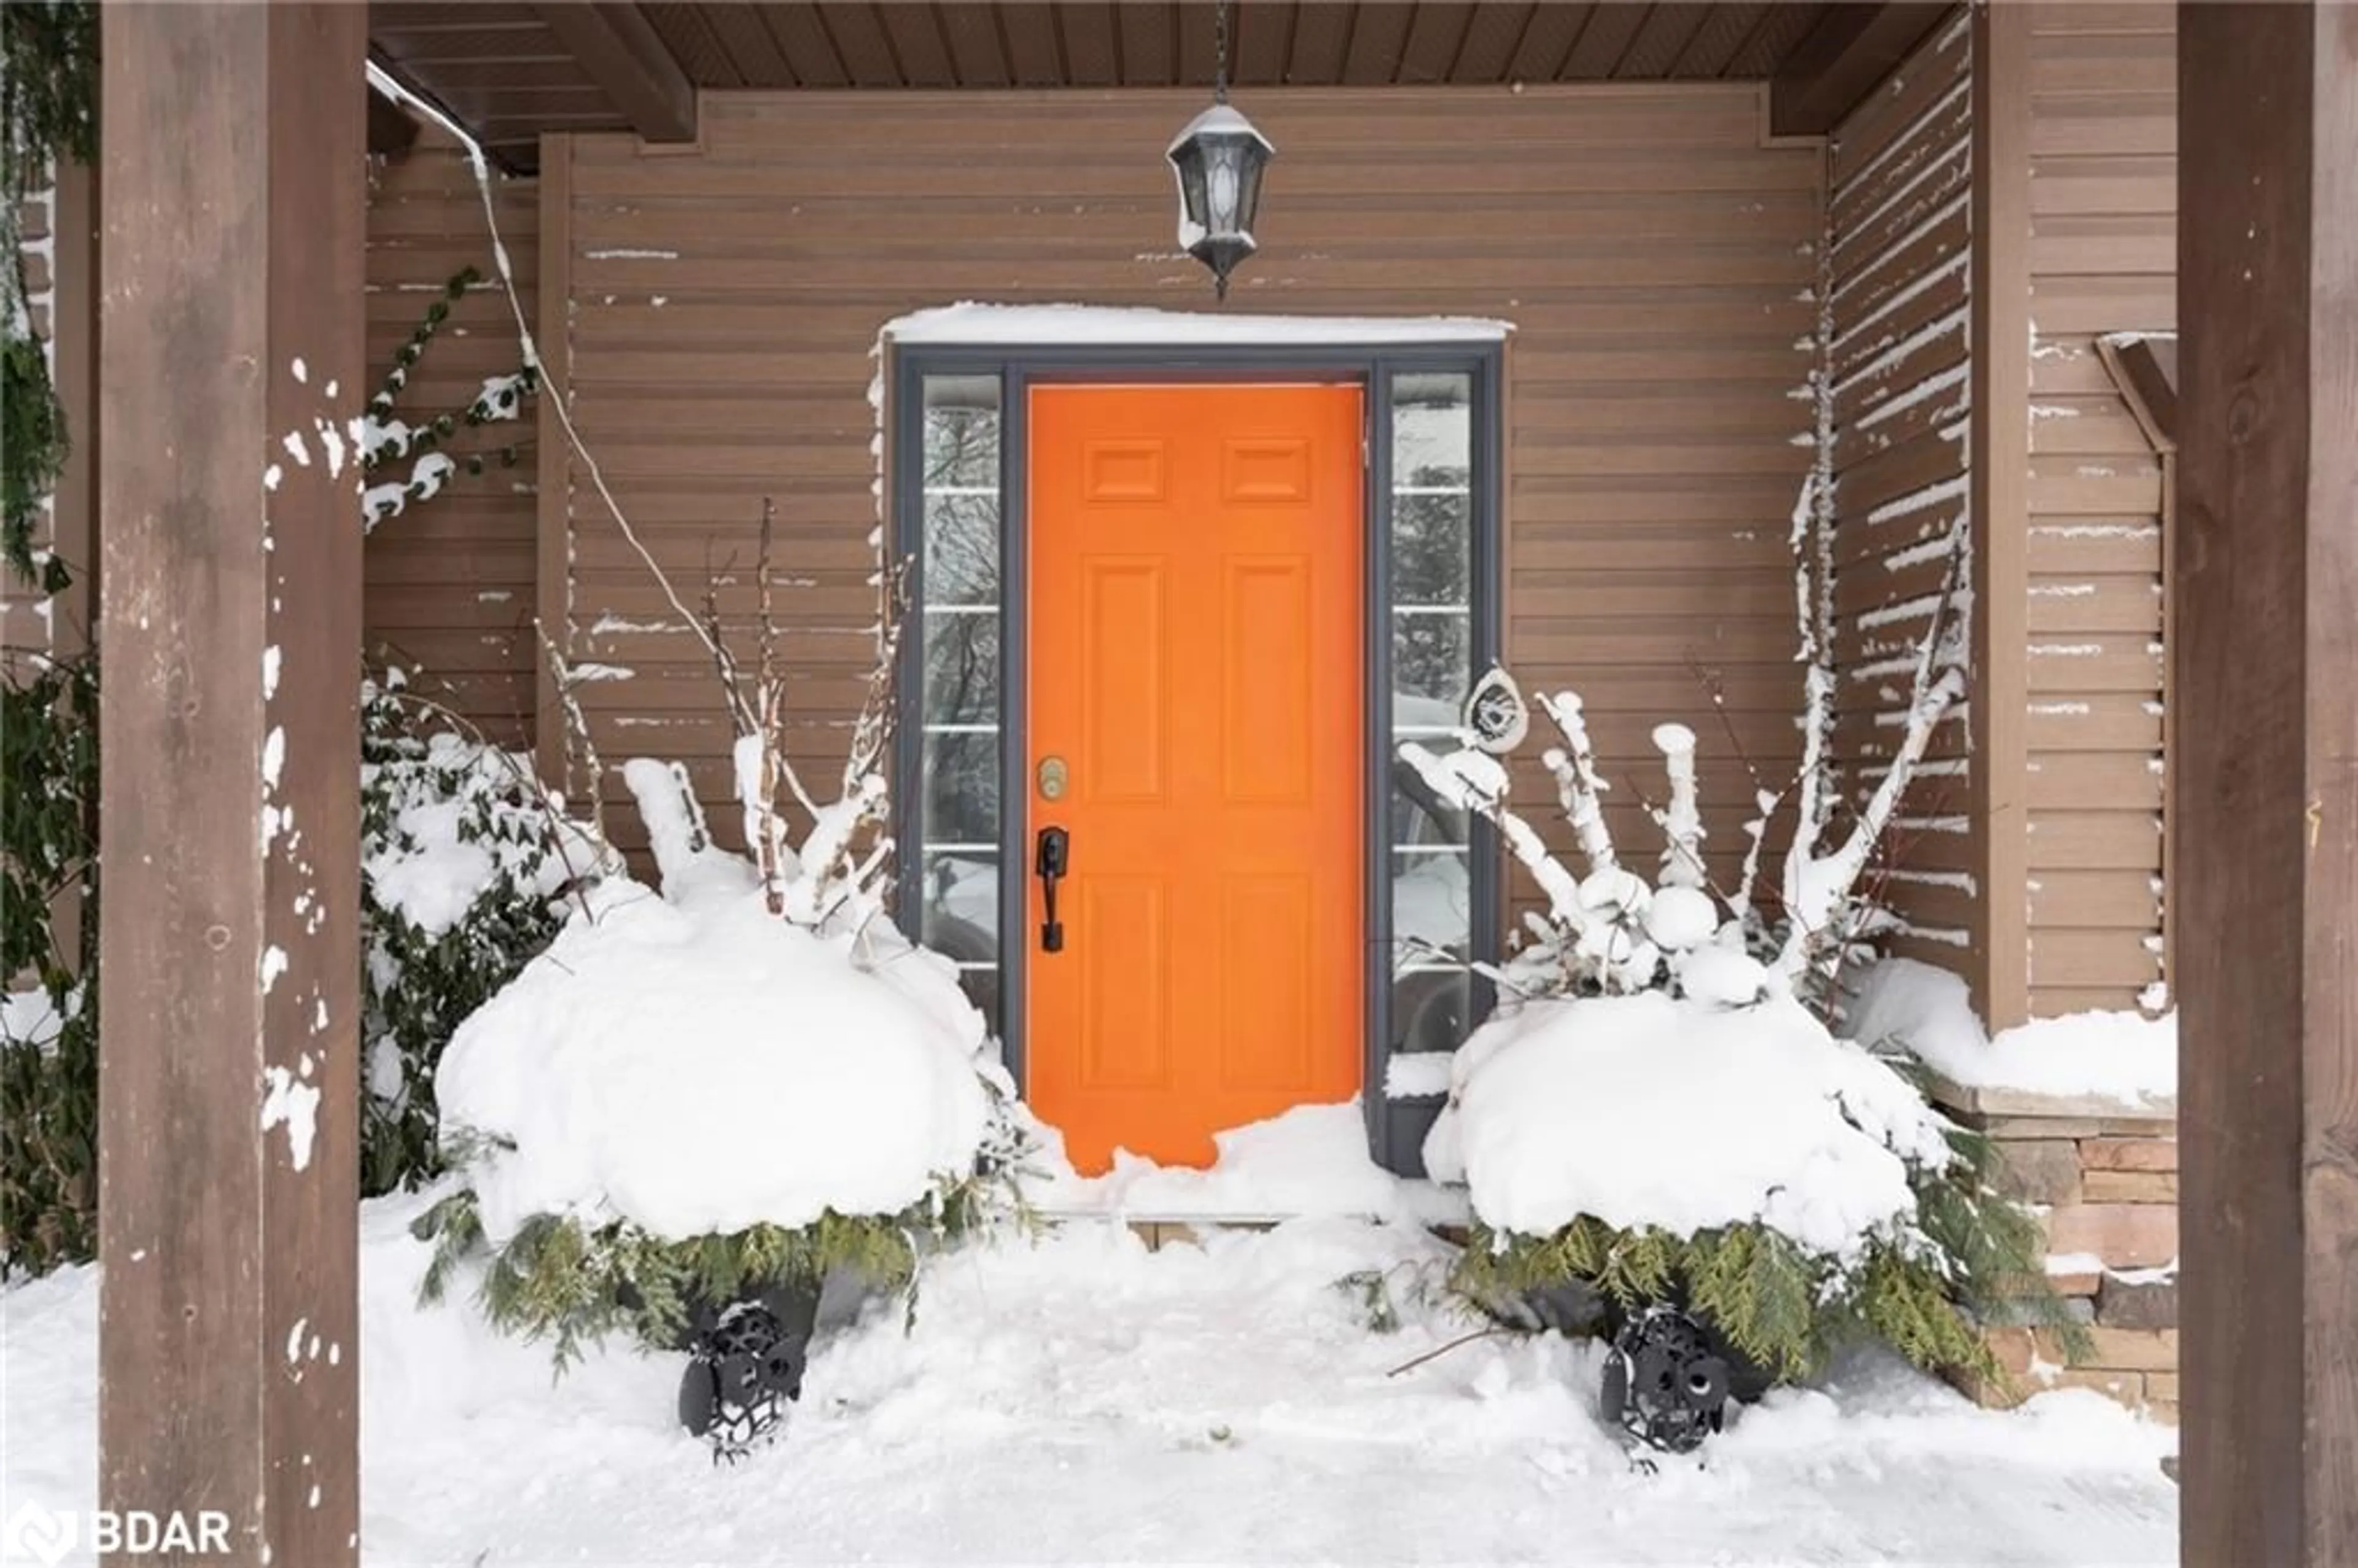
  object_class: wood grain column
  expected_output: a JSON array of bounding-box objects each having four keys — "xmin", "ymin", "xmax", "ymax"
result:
[
  {"xmin": 2175, "ymin": 5, "xmax": 2357, "ymax": 1564},
  {"xmin": 1967, "ymin": 2, "xmax": 2033, "ymax": 1031},
  {"xmin": 97, "ymin": 7, "xmax": 366, "ymax": 1565}
]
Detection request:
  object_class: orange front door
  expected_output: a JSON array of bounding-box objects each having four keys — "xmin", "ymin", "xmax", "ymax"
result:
[{"xmin": 1027, "ymin": 384, "xmax": 1365, "ymax": 1173}]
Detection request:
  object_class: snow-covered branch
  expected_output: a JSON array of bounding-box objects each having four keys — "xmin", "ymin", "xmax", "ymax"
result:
[
  {"xmin": 1533, "ymin": 690, "xmax": 1616, "ymax": 874},
  {"xmin": 1399, "ymin": 744, "xmax": 1587, "ymax": 940}
]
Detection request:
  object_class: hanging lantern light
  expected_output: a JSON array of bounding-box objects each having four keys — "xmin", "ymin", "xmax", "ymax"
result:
[{"xmin": 1167, "ymin": 0, "xmax": 1272, "ymax": 300}]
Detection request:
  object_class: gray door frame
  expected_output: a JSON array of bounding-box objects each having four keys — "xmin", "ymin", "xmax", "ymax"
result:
[{"xmin": 889, "ymin": 340, "xmax": 1504, "ymax": 1174}]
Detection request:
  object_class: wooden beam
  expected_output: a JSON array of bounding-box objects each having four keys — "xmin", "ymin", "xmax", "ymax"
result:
[
  {"xmin": 531, "ymin": 2, "xmax": 698, "ymax": 144},
  {"xmin": 1968, "ymin": 3, "xmax": 2033, "ymax": 1031},
  {"xmin": 98, "ymin": 7, "xmax": 366, "ymax": 1564},
  {"xmin": 2098, "ymin": 334, "xmax": 2181, "ymax": 455},
  {"xmin": 368, "ymin": 83, "xmax": 420, "ymax": 160},
  {"xmin": 2176, "ymin": 4, "xmax": 2358, "ymax": 1564},
  {"xmin": 1770, "ymin": 2, "xmax": 1953, "ymax": 138},
  {"xmin": 535, "ymin": 133, "xmax": 575, "ymax": 796}
]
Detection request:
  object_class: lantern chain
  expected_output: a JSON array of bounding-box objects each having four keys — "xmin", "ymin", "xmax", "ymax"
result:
[{"xmin": 1214, "ymin": 0, "xmax": 1230, "ymax": 104}]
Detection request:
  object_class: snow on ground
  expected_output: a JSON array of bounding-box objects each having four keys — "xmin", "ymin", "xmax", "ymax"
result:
[
  {"xmin": 4, "ymin": 1197, "xmax": 2175, "ymax": 1567},
  {"xmin": 1849, "ymin": 958, "xmax": 2177, "ymax": 1109},
  {"xmin": 1017, "ymin": 1101, "xmax": 1466, "ymax": 1226}
]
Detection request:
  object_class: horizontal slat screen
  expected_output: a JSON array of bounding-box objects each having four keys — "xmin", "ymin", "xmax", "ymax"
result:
[
  {"xmin": 2021, "ymin": 4, "xmax": 2173, "ymax": 1017},
  {"xmin": 1823, "ymin": 11, "xmax": 1975, "ymax": 974}
]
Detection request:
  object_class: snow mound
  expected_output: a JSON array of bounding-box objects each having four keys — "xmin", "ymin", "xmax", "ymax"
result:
[
  {"xmin": 1426, "ymin": 992, "xmax": 1953, "ymax": 1257},
  {"xmin": 436, "ymin": 879, "xmax": 993, "ymax": 1243},
  {"xmin": 1849, "ymin": 957, "xmax": 2177, "ymax": 1108},
  {"xmin": 1019, "ymin": 1101, "xmax": 1465, "ymax": 1226}
]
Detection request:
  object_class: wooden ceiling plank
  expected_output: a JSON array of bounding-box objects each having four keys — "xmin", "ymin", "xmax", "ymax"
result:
[
  {"xmin": 933, "ymin": 2, "xmax": 1011, "ymax": 87},
  {"xmin": 1724, "ymin": 3, "xmax": 1829, "ymax": 78},
  {"xmin": 529, "ymin": 2, "xmax": 699, "ymax": 141},
  {"xmin": 815, "ymin": 3, "xmax": 907, "ymax": 86},
  {"xmin": 1339, "ymin": 1, "xmax": 1415, "ymax": 85},
  {"xmin": 1113, "ymin": 2, "xmax": 1174, "ymax": 86},
  {"xmin": 1056, "ymin": 1, "xmax": 1123, "ymax": 87},
  {"xmin": 995, "ymin": 2, "xmax": 1066, "ymax": 85},
  {"xmin": 1399, "ymin": 1, "xmax": 1479, "ymax": 83},
  {"xmin": 687, "ymin": 5, "xmax": 794, "ymax": 87},
  {"xmin": 1560, "ymin": 2, "xmax": 1651, "ymax": 77},
  {"xmin": 1503, "ymin": 2, "xmax": 1590, "ymax": 82},
  {"xmin": 1450, "ymin": 1, "xmax": 1539, "ymax": 83},
  {"xmin": 1671, "ymin": 3, "xmax": 1768, "ymax": 78},
  {"xmin": 1613, "ymin": 2, "xmax": 1713, "ymax": 79},
  {"xmin": 1230, "ymin": 0, "xmax": 1298, "ymax": 87},
  {"xmin": 1280, "ymin": 0, "xmax": 1350, "ymax": 85},
  {"xmin": 636, "ymin": 4, "xmax": 745, "ymax": 87},
  {"xmin": 386, "ymin": 53, "xmax": 628, "ymax": 91},
  {"xmin": 762, "ymin": 5, "xmax": 850, "ymax": 88},
  {"xmin": 876, "ymin": 2, "xmax": 960, "ymax": 85},
  {"xmin": 1176, "ymin": 0, "xmax": 1221, "ymax": 86},
  {"xmin": 1771, "ymin": 2, "xmax": 1953, "ymax": 136}
]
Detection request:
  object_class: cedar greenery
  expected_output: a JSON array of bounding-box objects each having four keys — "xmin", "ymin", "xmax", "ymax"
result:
[
  {"xmin": 0, "ymin": 649, "xmax": 98, "ymax": 1273},
  {"xmin": 1, "ymin": 0, "xmax": 96, "ymax": 584},
  {"xmin": 412, "ymin": 1166, "xmax": 1014, "ymax": 1370},
  {"xmin": 1452, "ymin": 1116, "xmax": 2088, "ymax": 1385}
]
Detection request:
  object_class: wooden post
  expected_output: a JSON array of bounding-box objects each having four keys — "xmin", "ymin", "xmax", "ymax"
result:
[
  {"xmin": 1969, "ymin": 2, "xmax": 2033, "ymax": 1031},
  {"xmin": 2175, "ymin": 5, "xmax": 2358, "ymax": 1564},
  {"xmin": 98, "ymin": 8, "xmax": 366, "ymax": 1566}
]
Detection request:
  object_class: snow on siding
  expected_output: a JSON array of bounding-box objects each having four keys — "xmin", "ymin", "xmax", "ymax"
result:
[
  {"xmin": 1822, "ymin": 13, "xmax": 1975, "ymax": 982},
  {"xmin": 554, "ymin": 87, "xmax": 1822, "ymax": 882}
]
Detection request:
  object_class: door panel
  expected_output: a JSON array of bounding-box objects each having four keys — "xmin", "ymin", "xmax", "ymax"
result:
[{"xmin": 1028, "ymin": 384, "xmax": 1364, "ymax": 1173}]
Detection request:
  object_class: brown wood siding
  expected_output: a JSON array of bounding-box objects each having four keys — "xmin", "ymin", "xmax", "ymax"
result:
[
  {"xmin": 2023, "ymin": 6, "xmax": 2172, "ymax": 1017},
  {"xmin": 364, "ymin": 130, "xmax": 542, "ymax": 748},
  {"xmin": 1822, "ymin": 11, "xmax": 1974, "ymax": 976},
  {"xmin": 550, "ymin": 85, "xmax": 1823, "ymax": 875}
]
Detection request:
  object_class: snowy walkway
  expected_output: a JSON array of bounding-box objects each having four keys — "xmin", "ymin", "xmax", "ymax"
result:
[{"xmin": 3, "ymin": 1198, "xmax": 2177, "ymax": 1567}]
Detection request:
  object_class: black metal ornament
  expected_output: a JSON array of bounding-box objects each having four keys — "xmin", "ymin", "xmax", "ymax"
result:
[
  {"xmin": 678, "ymin": 1292, "xmax": 815, "ymax": 1465},
  {"xmin": 1166, "ymin": 0, "xmax": 1273, "ymax": 300},
  {"xmin": 1598, "ymin": 1303, "xmax": 1733, "ymax": 1454}
]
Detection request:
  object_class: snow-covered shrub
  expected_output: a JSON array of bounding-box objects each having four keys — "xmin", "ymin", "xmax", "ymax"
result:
[
  {"xmin": 1433, "ymin": 989, "xmax": 2056, "ymax": 1380},
  {"xmin": 1409, "ymin": 600, "xmax": 2071, "ymax": 1382},
  {"xmin": 413, "ymin": 763, "xmax": 1027, "ymax": 1367},
  {"xmin": 360, "ymin": 674, "xmax": 613, "ymax": 1195}
]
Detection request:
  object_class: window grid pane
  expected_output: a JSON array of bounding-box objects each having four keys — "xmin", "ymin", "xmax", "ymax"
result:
[
  {"xmin": 1387, "ymin": 371, "xmax": 1479, "ymax": 1059},
  {"xmin": 914, "ymin": 372, "xmax": 1006, "ymax": 1023}
]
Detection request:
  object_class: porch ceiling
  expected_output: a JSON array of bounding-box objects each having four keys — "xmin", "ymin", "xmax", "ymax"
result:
[{"xmin": 369, "ymin": 1, "xmax": 1927, "ymax": 174}]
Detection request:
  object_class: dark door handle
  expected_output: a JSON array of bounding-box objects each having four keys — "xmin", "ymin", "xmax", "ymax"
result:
[{"xmin": 1035, "ymin": 827, "xmax": 1069, "ymax": 953}]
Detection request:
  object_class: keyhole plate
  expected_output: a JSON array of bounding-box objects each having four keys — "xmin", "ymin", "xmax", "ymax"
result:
[{"xmin": 1038, "ymin": 755, "xmax": 1068, "ymax": 801}]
